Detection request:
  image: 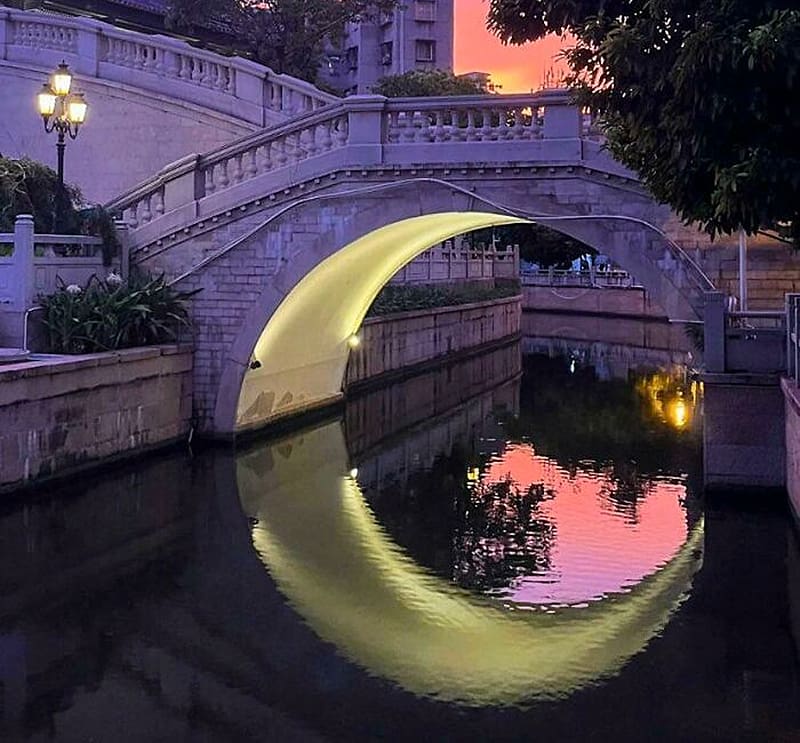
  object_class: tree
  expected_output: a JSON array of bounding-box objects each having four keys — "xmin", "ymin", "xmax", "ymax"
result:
[
  {"xmin": 487, "ymin": 1, "xmax": 800, "ymax": 244},
  {"xmin": 372, "ymin": 70, "xmax": 485, "ymax": 97},
  {"xmin": 166, "ymin": 0, "xmax": 397, "ymax": 82}
]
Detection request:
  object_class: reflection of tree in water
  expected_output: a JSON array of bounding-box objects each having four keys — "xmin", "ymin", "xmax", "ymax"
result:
[
  {"xmin": 600, "ymin": 461, "xmax": 649, "ymax": 524},
  {"xmin": 364, "ymin": 447, "xmax": 556, "ymax": 597},
  {"xmin": 453, "ymin": 475, "xmax": 556, "ymax": 593}
]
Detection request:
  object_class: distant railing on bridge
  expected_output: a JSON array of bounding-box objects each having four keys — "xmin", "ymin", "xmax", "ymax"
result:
[
  {"xmin": 390, "ymin": 242, "xmax": 519, "ymax": 285},
  {"xmin": 521, "ymin": 267, "xmax": 637, "ymax": 289},
  {"xmin": 1, "ymin": 7, "xmax": 337, "ymax": 127}
]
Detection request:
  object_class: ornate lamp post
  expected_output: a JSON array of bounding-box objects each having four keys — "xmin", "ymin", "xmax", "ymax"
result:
[{"xmin": 36, "ymin": 61, "xmax": 88, "ymax": 186}]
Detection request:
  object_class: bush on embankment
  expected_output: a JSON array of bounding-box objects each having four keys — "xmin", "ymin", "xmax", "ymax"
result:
[
  {"xmin": 366, "ymin": 280, "xmax": 520, "ymax": 317},
  {"xmin": 0, "ymin": 155, "xmax": 119, "ymax": 262},
  {"xmin": 39, "ymin": 272, "xmax": 197, "ymax": 354}
]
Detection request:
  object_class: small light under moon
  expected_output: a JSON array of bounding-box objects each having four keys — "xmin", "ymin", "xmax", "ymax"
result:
[{"xmin": 347, "ymin": 334, "xmax": 361, "ymax": 349}]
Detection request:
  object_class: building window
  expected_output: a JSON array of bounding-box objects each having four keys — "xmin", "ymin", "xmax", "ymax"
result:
[
  {"xmin": 414, "ymin": 0, "xmax": 436, "ymax": 22},
  {"xmin": 415, "ymin": 39, "xmax": 436, "ymax": 62},
  {"xmin": 346, "ymin": 46, "xmax": 358, "ymax": 71},
  {"xmin": 379, "ymin": 41, "xmax": 393, "ymax": 66}
]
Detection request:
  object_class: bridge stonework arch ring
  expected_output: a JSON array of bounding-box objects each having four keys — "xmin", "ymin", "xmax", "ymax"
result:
[{"xmin": 232, "ymin": 212, "xmax": 528, "ymax": 432}]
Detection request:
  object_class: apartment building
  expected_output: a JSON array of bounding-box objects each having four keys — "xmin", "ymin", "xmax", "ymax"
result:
[{"xmin": 321, "ymin": 0, "xmax": 455, "ymax": 95}]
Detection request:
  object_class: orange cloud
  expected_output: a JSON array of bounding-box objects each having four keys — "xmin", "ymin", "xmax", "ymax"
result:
[{"xmin": 454, "ymin": 0, "xmax": 570, "ymax": 93}]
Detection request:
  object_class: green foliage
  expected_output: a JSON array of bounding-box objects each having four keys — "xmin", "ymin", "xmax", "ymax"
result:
[
  {"xmin": 0, "ymin": 155, "xmax": 81, "ymax": 234},
  {"xmin": 367, "ymin": 281, "xmax": 520, "ymax": 317},
  {"xmin": 39, "ymin": 273, "xmax": 198, "ymax": 354},
  {"xmin": 0, "ymin": 156, "xmax": 121, "ymax": 262},
  {"xmin": 166, "ymin": 0, "xmax": 397, "ymax": 82},
  {"xmin": 487, "ymin": 0, "xmax": 800, "ymax": 244},
  {"xmin": 372, "ymin": 70, "xmax": 485, "ymax": 97}
]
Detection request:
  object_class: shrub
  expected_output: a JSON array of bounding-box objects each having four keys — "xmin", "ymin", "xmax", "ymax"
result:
[
  {"xmin": 366, "ymin": 281, "xmax": 520, "ymax": 317},
  {"xmin": 39, "ymin": 272, "xmax": 199, "ymax": 354},
  {"xmin": 0, "ymin": 155, "xmax": 120, "ymax": 263}
]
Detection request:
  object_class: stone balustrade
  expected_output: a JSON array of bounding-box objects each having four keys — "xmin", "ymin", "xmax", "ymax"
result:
[
  {"xmin": 0, "ymin": 7, "xmax": 337, "ymax": 127},
  {"xmin": 106, "ymin": 90, "xmax": 586, "ymax": 232},
  {"xmin": 0, "ymin": 214, "xmax": 127, "ymax": 347}
]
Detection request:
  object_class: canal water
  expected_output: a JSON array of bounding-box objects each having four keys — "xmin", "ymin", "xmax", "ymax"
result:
[{"xmin": 1, "ymin": 318, "xmax": 799, "ymax": 741}]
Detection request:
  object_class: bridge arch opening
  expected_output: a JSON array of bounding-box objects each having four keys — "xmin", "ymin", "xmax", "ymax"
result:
[{"xmin": 235, "ymin": 211, "xmax": 527, "ymax": 430}]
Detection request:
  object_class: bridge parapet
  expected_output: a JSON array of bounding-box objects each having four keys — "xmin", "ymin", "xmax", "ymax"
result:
[
  {"xmin": 107, "ymin": 90, "xmax": 595, "ymax": 239},
  {"xmin": 0, "ymin": 6, "xmax": 337, "ymax": 126}
]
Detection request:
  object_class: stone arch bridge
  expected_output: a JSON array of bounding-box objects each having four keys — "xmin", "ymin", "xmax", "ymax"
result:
[{"xmin": 101, "ymin": 89, "xmax": 715, "ymax": 436}]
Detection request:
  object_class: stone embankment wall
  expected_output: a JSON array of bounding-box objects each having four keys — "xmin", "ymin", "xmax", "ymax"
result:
[
  {"xmin": 702, "ymin": 372, "xmax": 785, "ymax": 491},
  {"xmin": 522, "ymin": 285, "xmax": 667, "ymax": 319},
  {"xmin": 0, "ymin": 346, "xmax": 192, "ymax": 491},
  {"xmin": 782, "ymin": 379, "xmax": 800, "ymax": 521},
  {"xmin": 345, "ymin": 296, "xmax": 521, "ymax": 386}
]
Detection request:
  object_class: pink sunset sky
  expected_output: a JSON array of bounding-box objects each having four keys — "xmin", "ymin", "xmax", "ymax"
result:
[{"xmin": 453, "ymin": 0, "xmax": 569, "ymax": 93}]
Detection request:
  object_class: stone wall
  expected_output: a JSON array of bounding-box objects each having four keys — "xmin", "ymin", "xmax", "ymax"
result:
[
  {"xmin": 700, "ymin": 243, "xmax": 800, "ymax": 310},
  {"xmin": 522, "ymin": 285, "xmax": 667, "ymax": 319},
  {"xmin": 0, "ymin": 346, "xmax": 192, "ymax": 491},
  {"xmin": 344, "ymin": 296, "xmax": 521, "ymax": 386},
  {"xmin": 702, "ymin": 372, "xmax": 785, "ymax": 491}
]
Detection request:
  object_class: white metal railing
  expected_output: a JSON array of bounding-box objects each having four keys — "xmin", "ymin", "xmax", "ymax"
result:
[{"xmin": 1, "ymin": 7, "xmax": 338, "ymax": 127}]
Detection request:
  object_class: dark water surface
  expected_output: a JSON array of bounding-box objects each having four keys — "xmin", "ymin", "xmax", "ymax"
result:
[{"xmin": 1, "ymin": 332, "xmax": 799, "ymax": 742}]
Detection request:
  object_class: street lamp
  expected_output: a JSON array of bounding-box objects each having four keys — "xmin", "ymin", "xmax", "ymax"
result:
[{"xmin": 36, "ymin": 61, "xmax": 88, "ymax": 186}]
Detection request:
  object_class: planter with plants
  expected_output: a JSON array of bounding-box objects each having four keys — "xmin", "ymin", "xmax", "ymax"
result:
[{"xmin": 38, "ymin": 272, "xmax": 198, "ymax": 354}]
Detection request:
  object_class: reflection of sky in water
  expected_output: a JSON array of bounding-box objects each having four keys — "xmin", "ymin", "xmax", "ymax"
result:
[{"xmin": 481, "ymin": 444, "xmax": 688, "ymax": 606}]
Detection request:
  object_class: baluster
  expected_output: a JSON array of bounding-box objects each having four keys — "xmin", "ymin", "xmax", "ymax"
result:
[
  {"xmin": 226, "ymin": 68, "xmax": 235, "ymax": 94},
  {"xmin": 466, "ymin": 109, "xmax": 477, "ymax": 141},
  {"xmin": 231, "ymin": 154, "xmax": 243, "ymax": 183},
  {"xmin": 245, "ymin": 149, "xmax": 258, "ymax": 178},
  {"xmin": 204, "ymin": 166, "xmax": 216, "ymax": 194},
  {"xmin": 191, "ymin": 59, "xmax": 202, "ymax": 83},
  {"xmin": 480, "ymin": 108, "xmax": 493, "ymax": 140},
  {"xmin": 401, "ymin": 111, "xmax": 415, "ymax": 142},
  {"xmin": 512, "ymin": 108, "xmax": 526, "ymax": 139},
  {"xmin": 433, "ymin": 110, "xmax": 446, "ymax": 142},
  {"xmin": 275, "ymin": 138, "xmax": 288, "ymax": 167},
  {"xmin": 152, "ymin": 190, "xmax": 165, "ymax": 216},
  {"xmin": 126, "ymin": 204, "xmax": 139, "ymax": 229},
  {"xmin": 217, "ymin": 160, "xmax": 229, "ymax": 188},
  {"xmin": 153, "ymin": 47, "xmax": 164, "ymax": 74},
  {"xmin": 139, "ymin": 196, "xmax": 151, "ymax": 224},
  {"xmin": 259, "ymin": 142, "xmax": 273, "ymax": 172},
  {"xmin": 179, "ymin": 55, "xmax": 190, "ymax": 80},
  {"xmin": 318, "ymin": 120, "xmax": 333, "ymax": 151},
  {"xmin": 419, "ymin": 110, "xmax": 433, "ymax": 142},
  {"xmin": 300, "ymin": 127, "xmax": 315, "ymax": 158}
]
